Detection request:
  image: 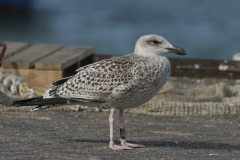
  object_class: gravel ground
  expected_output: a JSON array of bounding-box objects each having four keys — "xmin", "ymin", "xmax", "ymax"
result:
[{"xmin": 0, "ymin": 111, "xmax": 240, "ymax": 160}]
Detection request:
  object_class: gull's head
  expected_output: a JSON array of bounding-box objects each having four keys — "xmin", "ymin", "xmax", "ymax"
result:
[{"xmin": 134, "ymin": 34, "xmax": 186, "ymax": 56}]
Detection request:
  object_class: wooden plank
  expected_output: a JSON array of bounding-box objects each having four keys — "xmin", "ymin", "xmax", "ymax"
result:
[
  {"xmin": 62, "ymin": 54, "xmax": 95, "ymax": 77},
  {"xmin": 0, "ymin": 41, "xmax": 30, "ymax": 61},
  {"xmin": 35, "ymin": 46, "xmax": 95, "ymax": 70},
  {"xmin": 2, "ymin": 43, "xmax": 63, "ymax": 69},
  {"xmin": 4, "ymin": 68, "xmax": 63, "ymax": 88}
]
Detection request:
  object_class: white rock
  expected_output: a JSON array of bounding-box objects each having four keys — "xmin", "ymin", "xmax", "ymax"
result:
[
  {"xmin": 194, "ymin": 64, "xmax": 200, "ymax": 69},
  {"xmin": 233, "ymin": 53, "xmax": 240, "ymax": 61}
]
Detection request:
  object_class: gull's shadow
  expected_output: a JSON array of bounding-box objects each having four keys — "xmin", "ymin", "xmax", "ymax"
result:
[{"xmin": 67, "ymin": 139, "xmax": 240, "ymax": 151}]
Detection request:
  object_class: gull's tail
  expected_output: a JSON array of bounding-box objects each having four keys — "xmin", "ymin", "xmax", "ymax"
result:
[{"xmin": 12, "ymin": 96, "xmax": 68, "ymax": 111}]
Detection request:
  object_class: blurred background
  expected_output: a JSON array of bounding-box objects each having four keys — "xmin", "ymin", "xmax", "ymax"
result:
[{"xmin": 0, "ymin": 0, "xmax": 240, "ymax": 59}]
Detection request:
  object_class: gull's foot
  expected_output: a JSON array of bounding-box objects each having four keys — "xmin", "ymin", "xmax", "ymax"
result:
[
  {"xmin": 109, "ymin": 141, "xmax": 134, "ymax": 150},
  {"xmin": 120, "ymin": 139, "xmax": 146, "ymax": 148}
]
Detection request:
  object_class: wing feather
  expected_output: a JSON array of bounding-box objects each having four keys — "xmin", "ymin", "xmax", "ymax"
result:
[{"xmin": 44, "ymin": 55, "xmax": 138, "ymax": 101}]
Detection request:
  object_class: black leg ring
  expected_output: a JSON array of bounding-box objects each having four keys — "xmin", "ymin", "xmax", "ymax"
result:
[{"xmin": 120, "ymin": 127, "xmax": 125, "ymax": 139}]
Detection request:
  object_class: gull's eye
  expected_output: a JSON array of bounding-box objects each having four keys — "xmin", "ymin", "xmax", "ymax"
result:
[{"xmin": 152, "ymin": 40, "xmax": 160, "ymax": 44}]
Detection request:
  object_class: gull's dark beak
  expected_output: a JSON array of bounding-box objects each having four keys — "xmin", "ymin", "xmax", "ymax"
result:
[{"xmin": 166, "ymin": 45, "xmax": 186, "ymax": 55}]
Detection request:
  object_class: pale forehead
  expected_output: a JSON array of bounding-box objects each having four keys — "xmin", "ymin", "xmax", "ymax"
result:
[{"xmin": 138, "ymin": 34, "xmax": 166, "ymax": 42}]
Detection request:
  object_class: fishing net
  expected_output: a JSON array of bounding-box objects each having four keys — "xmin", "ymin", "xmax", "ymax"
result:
[{"xmin": 1, "ymin": 68, "xmax": 240, "ymax": 116}]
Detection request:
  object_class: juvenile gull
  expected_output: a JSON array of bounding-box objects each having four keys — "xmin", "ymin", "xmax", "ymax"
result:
[{"xmin": 13, "ymin": 34, "xmax": 186, "ymax": 150}]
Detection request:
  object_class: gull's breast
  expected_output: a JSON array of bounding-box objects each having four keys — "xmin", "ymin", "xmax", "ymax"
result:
[{"xmin": 104, "ymin": 55, "xmax": 171, "ymax": 109}]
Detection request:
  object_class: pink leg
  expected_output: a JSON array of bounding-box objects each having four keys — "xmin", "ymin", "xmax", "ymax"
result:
[
  {"xmin": 119, "ymin": 109, "xmax": 145, "ymax": 148},
  {"xmin": 109, "ymin": 109, "xmax": 133, "ymax": 150}
]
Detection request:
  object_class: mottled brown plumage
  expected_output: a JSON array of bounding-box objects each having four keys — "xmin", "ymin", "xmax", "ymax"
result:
[
  {"xmin": 44, "ymin": 53, "xmax": 171, "ymax": 109},
  {"xmin": 13, "ymin": 34, "xmax": 186, "ymax": 150}
]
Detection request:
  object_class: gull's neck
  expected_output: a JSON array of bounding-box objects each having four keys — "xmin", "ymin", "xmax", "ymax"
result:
[{"xmin": 133, "ymin": 51, "xmax": 166, "ymax": 59}]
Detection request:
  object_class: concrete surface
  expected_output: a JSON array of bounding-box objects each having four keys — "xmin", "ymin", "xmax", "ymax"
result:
[{"xmin": 0, "ymin": 111, "xmax": 240, "ymax": 160}]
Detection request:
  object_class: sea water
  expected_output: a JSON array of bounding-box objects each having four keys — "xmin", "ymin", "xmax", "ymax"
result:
[{"xmin": 0, "ymin": 0, "xmax": 240, "ymax": 60}]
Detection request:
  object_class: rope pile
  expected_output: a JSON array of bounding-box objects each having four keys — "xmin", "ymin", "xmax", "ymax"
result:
[{"xmin": 0, "ymin": 68, "xmax": 45, "ymax": 106}]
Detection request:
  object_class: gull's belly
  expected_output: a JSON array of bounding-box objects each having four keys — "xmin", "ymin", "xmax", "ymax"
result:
[{"xmin": 114, "ymin": 74, "xmax": 170, "ymax": 109}]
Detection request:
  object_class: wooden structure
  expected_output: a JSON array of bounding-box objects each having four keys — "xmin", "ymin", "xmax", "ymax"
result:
[{"xmin": 1, "ymin": 41, "xmax": 95, "ymax": 87}]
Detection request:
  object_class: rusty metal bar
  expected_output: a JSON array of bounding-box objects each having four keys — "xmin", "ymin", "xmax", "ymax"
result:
[
  {"xmin": 0, "ymin": 42, "xmax": 6, "ymax": 63},
  {"xmin": 95, "ymin": 54, "xmax": 240, "ymax": 79}
]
